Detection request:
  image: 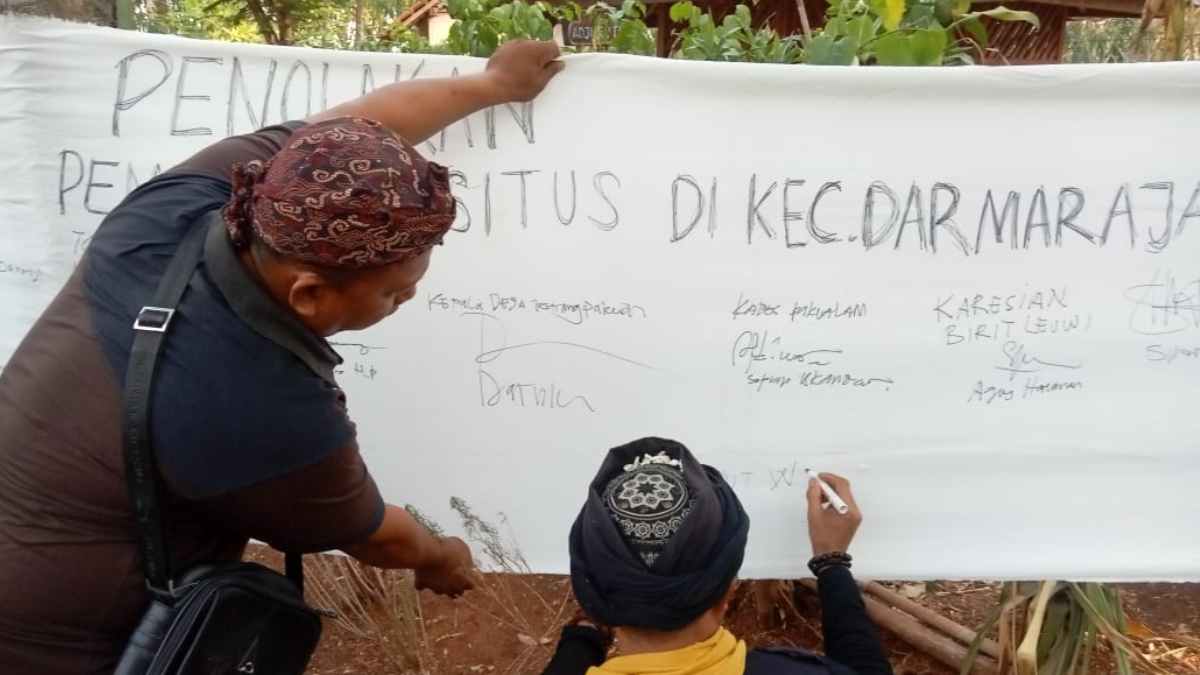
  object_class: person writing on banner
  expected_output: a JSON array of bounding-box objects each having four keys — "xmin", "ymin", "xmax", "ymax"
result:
[
  {"xmin": 541, "ymin": 438, "xmax": 893, "ymax": 675},
  {"xmin": 0, "ymin": 41, "xmax": 562, "ymax": 674}
]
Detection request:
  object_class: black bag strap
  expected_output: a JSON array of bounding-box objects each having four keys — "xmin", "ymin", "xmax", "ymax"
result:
[{"xmin": 122, "ymin": 220, "xmax": 304, "ymax": 597}]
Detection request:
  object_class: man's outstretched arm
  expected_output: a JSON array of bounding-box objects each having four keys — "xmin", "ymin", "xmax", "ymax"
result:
[
  {"xmin": 342, "ymin": 504, "xmax": 476, "ymax": 597},
  {"xmin": 308, "ymin": 40, "xmax": 563, "ymax": 143}
]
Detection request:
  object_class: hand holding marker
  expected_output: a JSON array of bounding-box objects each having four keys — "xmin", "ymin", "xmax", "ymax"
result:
[{"xmin": 805, "ymin": 468, "xmax": 850, "ymax": 515}]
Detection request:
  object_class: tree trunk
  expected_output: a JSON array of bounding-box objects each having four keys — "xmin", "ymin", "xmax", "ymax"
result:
[
  {"xmin": 276, "ymin": 0, "xmax": 293, "ymax": 45},
  {"xmin": 245, "ymin": 0, "xmax": 281, "ymax": 44},
  {"xmin": 354, "ymin": 0, "xmax": 364, "ymax": 48}
]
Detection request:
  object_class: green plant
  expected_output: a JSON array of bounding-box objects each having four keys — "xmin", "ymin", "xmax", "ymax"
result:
[
  {"xmin": 549, "ymin": 0, "xmax": 583, "ymax": 23},
  {"xmin": 445, "ymin": 0, "xmax": 554, "ymax": 56},
  {"xmin": 807, "ymin": 0, "xmax": 1039, "ymax": 65},
  {"xmin": 589, "ymin": 0, "xmax": 655, "ymax": 55},
  {"xmin": 962, "ymin": 581, "xmax": 1171, "ymax": 675},
  {"xmin": 669, "ymin": 1, "xmax": 803, "ymax": 63}
]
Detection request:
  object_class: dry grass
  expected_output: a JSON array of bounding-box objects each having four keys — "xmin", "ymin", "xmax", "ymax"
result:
[
  {"xmin": 307, "ymin": 501, "xmax": 1200, "ymax": 675},
  {"xmin": 306, "ymin": 555, "xmax": 439, "ymax": 674},
  {"xmin": 306, "ymin": 500, "xmax": 576, "ymax": 675},
  {"xmin": 448, "ymin": 498, "xmax": 577, "ymax": 675}
]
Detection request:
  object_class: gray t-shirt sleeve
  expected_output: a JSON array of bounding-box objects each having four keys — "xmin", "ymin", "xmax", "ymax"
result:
[
  {"xmin": 190, "ymin": 442, "xmax": 386, "ymax": 553},
  {"xmin": 166, "ymin": 121, "xmax": 309, "ymax": 183}
]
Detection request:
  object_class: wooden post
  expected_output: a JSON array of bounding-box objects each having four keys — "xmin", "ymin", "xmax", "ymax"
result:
[
  {"xmin": 794, "ymin": 0, "xmax": 813, "ymax": 42},
  {"xmin": 862, "ymin": 592, "xmax": 1000, "ymax": 675},
  {"xmin": 862, "ymin": 582, "xmax": 1002, "ymax": 660},
  {"xmin": 656, "ymin": 3, "xmax": 672, "ymax": 58},
  {"xmin": 798, "ymin": 579, "xmax": 1000, "ymax": 675}
]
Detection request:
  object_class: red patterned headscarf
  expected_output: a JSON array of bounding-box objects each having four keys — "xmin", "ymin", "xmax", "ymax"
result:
[{"xmin": 222, "ymin": 117, "xmax": 456, "ymax": 269}]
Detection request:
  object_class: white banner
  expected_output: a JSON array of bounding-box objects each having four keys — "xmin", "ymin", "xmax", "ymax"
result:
[{"xmin": 2, "ymin": 17, "xmax": 1198, "ymax": 580}]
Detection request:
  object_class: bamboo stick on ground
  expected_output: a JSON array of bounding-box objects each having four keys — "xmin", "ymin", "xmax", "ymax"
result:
[
  {"xmin": 1016, "ymin": 581, "xmax": 1059, "ymax": 675},
  {"xmin": 798, "ymin": 579, "xmax": 1000, "ymax": 675},
  {"xmin": 862, "ymin": 581, "xmax": 1003, "ymax": 660}
]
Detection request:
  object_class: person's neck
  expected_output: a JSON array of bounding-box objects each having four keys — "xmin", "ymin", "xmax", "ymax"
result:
[
  {"xmin": 238, "ymin": 247, "xmax": 281, "ymax": 299},
  {"xmin": 614, "ymin": 616, "xmax": 723, "ymax": 656},
  {"xmin": 238, "ymin": 247, "xmax": 308, "ymax": 322}
]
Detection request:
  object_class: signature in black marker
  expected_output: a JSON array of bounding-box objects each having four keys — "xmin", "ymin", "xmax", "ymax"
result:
[
  {"xmin": 1124, "ymin": 269, "xmax": 1200, "ymax": 336},
  {"xmin": 464, "ymin": 311, "xmax": 654, "ymax": 369},
  {"xmin": 731, "ymin": 330, "xmax": 841, "ymax": 373},
  {"xmin": 994, "ymin": 340, "xmax": 1081, "ymax": 381}
]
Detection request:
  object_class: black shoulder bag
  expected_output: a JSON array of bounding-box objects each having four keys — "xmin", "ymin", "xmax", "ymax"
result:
[{"xmin": 114, "ymin": 222, "xmax": 323, "ymax": 675}]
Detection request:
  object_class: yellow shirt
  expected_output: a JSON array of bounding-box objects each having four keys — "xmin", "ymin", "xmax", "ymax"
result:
[{"xmin": 587, "ymin": 627, "xmax": 747, "ymax": 675}]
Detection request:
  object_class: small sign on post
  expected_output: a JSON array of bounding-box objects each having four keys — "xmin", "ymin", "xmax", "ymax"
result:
[{"xmin": 564, "ymin": 21, "xmax": 594, "ymax": 46}]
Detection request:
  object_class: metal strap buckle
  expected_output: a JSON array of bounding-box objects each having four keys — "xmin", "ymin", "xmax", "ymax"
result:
[
  {"xmin": 133, "ymin": 306, "xmax": 175, "ymax": 333},
  {"xmin": 145, "ymin": 578, "xmax": 177, "ymax": 600}
]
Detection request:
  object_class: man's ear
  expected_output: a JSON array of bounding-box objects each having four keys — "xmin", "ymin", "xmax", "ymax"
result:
[
  {"xmin": 721, "ymin": 581, "xmax": 738, "ymax": 609},
  {"xmin": 286, "ymin": 270, "xmax": 331, "ymax": 321},
  {"xmin": 714, "ymin": 580, "xmax": 739, "ymax": 618}
]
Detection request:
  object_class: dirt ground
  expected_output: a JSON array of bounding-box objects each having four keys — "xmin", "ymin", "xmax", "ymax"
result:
[{"xmin": 245, "ymin": 546, "xmax": 1200, "ymax": 674}]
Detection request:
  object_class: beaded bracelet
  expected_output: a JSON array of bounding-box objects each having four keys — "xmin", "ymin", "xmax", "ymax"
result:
[{"xmin": 808, "ymin": 551, "xmax": 852, "ymax": 576}]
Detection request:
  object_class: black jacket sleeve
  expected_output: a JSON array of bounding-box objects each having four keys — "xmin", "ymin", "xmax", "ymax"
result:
[
  {"xmin": 540, "ymin": 625, "xmax": 609, "ymax": 675},
  {"xmin": 810, "ymin": 566, "xmax": 893, "ymax": 675}
]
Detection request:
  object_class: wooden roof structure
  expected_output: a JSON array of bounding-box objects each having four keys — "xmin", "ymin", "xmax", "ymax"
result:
[
  {"xmin": 979, "ymin": 1, "xmax": 1071, "ymax": 63},
  {"xmin": 398, "ymin": 0, "xmax": 447, "ymax": 31}
]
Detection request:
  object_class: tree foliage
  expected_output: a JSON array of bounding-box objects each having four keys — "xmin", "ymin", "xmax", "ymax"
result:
[
  {"xmin": 444, "ymin": 0, "xmax": 555, "ymax": 56},
  {"xmin": 136, "ymin": 0, "xmax": 263, "ymax": 42},
  {"xmin": 800, "ymin": 0, "xmax": 1038, "ymax": 65},
  {"xmin": 135, "ymin": 0, "xmax": 434, "ymax": 50},
  {"xmin": 669, "ymin": 2, "xmax": 803, "ymax": 62},
  {"xmin": 662, "ymin": 0, "xmax": 1035, "ymax": 65},
  {"xmin": 202, "ymin": 0, "xmax": 325, "ymax": 44},
  {"xmin": 138, "ymin": 0, "xmax": 1178, "ymax": 67},
  {"xmin": 1065, "ymin": 7, "xmax": 1199, "ymax": 63},
  {"xmin": 1065, "ymin": 18, "xmax": 1140, "ymax": 63}
]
